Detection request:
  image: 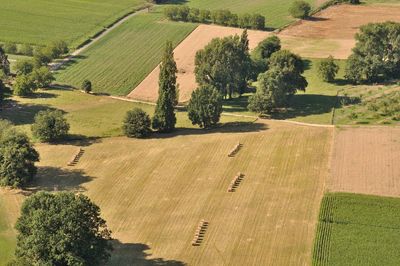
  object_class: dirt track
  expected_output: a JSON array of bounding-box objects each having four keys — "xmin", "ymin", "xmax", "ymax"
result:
[{"xmin": 329, "ymin": 127, "xmax": 400, "ymax": 197}]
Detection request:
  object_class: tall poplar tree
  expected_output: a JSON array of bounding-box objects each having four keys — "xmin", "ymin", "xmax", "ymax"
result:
[{"xmin": 152, "ymin": 41, "xmax": 177, "ymax": 132}]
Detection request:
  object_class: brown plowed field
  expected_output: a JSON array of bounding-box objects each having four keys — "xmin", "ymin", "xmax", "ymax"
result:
[
  {"xmin": 128, "ymin": 25, "xmax": 269, "ymax": 103},
  {"xmin": 329, "ymin": 127, "xmax": 400, "ymax": 197},
  {"xmin": 280, "ymin": 4, "xmax": 400, "ymax": 59}
]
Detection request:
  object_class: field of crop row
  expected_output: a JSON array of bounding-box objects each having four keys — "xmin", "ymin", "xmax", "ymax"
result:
[
  {"xmin": 55, "ymin": 10, "xmax": 197, "ymax": 96},
  {"xmin": 0, "ymin": 0, "xmax": 147, "ymax": 47},
  {"xmin": 313, "ymin": 193, "xmax": 400, "ymax": 266}
]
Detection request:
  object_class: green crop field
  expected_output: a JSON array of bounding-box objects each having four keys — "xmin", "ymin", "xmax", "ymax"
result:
[
  {"xmin": 184, "ymin": 0, "xmax": 318, "ymax": 29},
  {"xmin": 55, "ymin": 10, "xmax": 197, "ymax": 96},
  {"xmin": 0, "ymin": 119, "xmax": 332, "ymax": 265},
  {"xmin": 0, "ymin": 0, "xmax": 147, "ymax": 47},
  {"xmin": 313, "ymin": 193, "xmax": 400, "ymax": 266}
]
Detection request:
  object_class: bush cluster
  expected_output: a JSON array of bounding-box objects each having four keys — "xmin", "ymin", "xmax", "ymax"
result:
[
  {"xmin": 165, "ymin": 6, "xmax": 265, "ymax": 30},
  {"xmin": 13, "ymin": 64, "xmax": 54, "ymax": 96}
]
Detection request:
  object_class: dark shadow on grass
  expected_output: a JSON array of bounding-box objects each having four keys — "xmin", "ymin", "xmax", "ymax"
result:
[
  {"xmin": 223, "ymin": 95, "xmax": 250, "ymax": 113},
  {"xmin": 155, "ymin": 0, "xmax": 188, "ymax": 4},
  {"xmin": 21, "ymin": 167, "xmax": 93, "ymax": 195},
  {"xmin": 109, "ymin": 241, "xmax": 186, "ymax": 266},
  {"xmin": 21, "ymin": 91, "xmax": 58, "ymax": 99},
  {"xmin": 152, "ymin": 121, "xmax": 267, "ymax": 139},
  {"xmin": 53, "ymin": 55, "xmax": 87, "ymax": 72},
  {"xmin": 47, "ymin": 135, "xmax": 102, "ymax": 147},
  {"xmin": 306, "ymin": 16, "xmax": 329, "ymax": 22},
  {"xmin": 0, "ymin": 100, "xmax": 62, "ymax": 125}
]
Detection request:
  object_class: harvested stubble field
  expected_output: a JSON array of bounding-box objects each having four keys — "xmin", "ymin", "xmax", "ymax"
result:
[
  {"xmin": 55, "ymin": 10, "xmax": 197, "ymax": 96},
  {"xmin": 279, "ymin": 4, "xmax": 400, "ymax": 59},
  {"xmin": 0, "ymin": 0, "xmax": 146, "ymax": 47},
  {"xmin": 313, "ymin": 193, "xmax": 400, "ymax": 266},
  {"xmin": 329, "ymin": 127, "xmax": 400, "ymax": 197},
  {"xmin": 0, "ymin": 120, "xmax": 333, "ymax": 265}
]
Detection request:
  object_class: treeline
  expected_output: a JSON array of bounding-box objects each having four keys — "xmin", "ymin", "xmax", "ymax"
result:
[{"xmin": 164, "ymin": 6, "xmax": 266, "ymax": 30}]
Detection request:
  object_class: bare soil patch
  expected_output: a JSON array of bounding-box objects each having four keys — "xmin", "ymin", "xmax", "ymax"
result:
[
  {"xmin": 329, "ymin": 126, "xmax": 400, "ymax": 197},
  {"xmin": 279, "ymin": 4, "xmax": 400, "ymax": 59},
  {"xmin": 128, "ymin": 25, "xmax": 269, "ymax": 103}
]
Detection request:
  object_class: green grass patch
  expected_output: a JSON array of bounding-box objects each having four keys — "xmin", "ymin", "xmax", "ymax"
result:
[
  {"xmin": 313, "ymin": 193, "xmax": 400, "ymax": 266},
  {"xmin": 183, "ymin": 0, "xmax": 318, "ymax": 29},
  {"xmin": 0, "ymin": 198, "xmax": 16, "ymax": 266},
  {"xmin": 55, "ymin": 9, "xmax": 197, "ymax": 96},
  {"xmin": 1, "ymin": 88, "xmax": 253, "ymax": 139},
  {"xmin": 0, "ymin": 0, "xmax": 148, "ymax": 48}
]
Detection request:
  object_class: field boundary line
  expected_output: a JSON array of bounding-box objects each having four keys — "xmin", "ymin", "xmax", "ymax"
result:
[{"xmin": 50, "ymin": 7, "xmax": 150, "ymax": 71}]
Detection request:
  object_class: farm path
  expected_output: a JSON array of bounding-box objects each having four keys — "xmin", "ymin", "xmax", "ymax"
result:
[{"xmin": 50, "ymin": 7, "xmax": 150, "ymax": 71}]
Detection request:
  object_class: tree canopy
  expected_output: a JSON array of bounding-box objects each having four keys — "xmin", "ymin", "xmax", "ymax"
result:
[
  {"xmin": 345, "ymin": 22, "xmax": 400, "ymax": 84},
  {"xmin": 318, "ymin": 56, "xmax": 339, "ymax": 82},
  {"xmin": 152, "ymin": 41, "xmax": 177, "ymax": 133},
  {"xmin": 31, "ymin": 109, "xmax": 70, "ymax": 142},
  {"xmin": 289, "ymin": 1, "xmax": 312, "ymax": 19},
  {"xmin": 187, "ymin": 85, "xmax": 223, "ymax": 128},
  {"xmin": 14, "ymin": 191, "xmax": 112, "ymax": 266},
  {"xmin": 195, "ymin": 31, "xmax": 251, "ymax": 98},
  {"xmin": 123, "ymin": 108, "xmax": 152, "ymax": 138},
  {"xmin": 0, "ymin": 121, "xmax": 39, "ymax": 188}
]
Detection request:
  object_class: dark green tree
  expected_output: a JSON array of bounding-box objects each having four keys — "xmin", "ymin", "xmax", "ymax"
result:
[
  {"xmin": 14, "ymin": 191, "xmax": 112, "ymax": 265},
  {"xmin": 195, "ymin": 32, "xmax": 251, "ymax": 98},
  {"xmin": 31, "ymin": 110, "xmax": 70, "ymax": 142},
  {"xmin": 152, "ymin": 42, "xmax": 177, "ymax": 132},
  {"xmin": 0, "ymin": 124, "xmax": 39, "ymax": 188},
  {"xmin": 187, "ymin": 85, "xmax": 223, "ymax": 128},
  {"xmin": 0, "ymin": 47, "xmax": 10, "ymax": 77},
  {"xmin": 123, "ymin": 108, "xmax": 152, "ymax": 138},
  {"xmin": 289, "ymin": 1, "xmax": 312, "ymax": 19},
  {"xmin": 81, "ymin": 79, "xmax": 92, "ymax": 93},
  {"xmin": 345, "ymin": 22, "xmax": 400, "ymax": 84},
  {"xmin": 251, "ymin": 35, "xmax": 281, "ymax": 77},
  {"xmin": 317, "ymin": 56, "xmax": 339, "ymax": 82},
  {"xmin": 31, "ymin": 66, "xmax": 54, "ymax": 88}
]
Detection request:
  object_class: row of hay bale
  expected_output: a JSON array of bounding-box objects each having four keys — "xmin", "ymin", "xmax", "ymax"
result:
[
  {"xmin": 228, "ymin": 142, "xmax": 243, "ymax": 157},
  {"xmin": 67, "ymin": 148, "xmax": 84, "ymax": 166},
  {"xmin": 191, "ymin": 220, "xmax": 209, "ymax": 246},
  {"xmin": 227, "ymin": 172, "xmax": 244, "ymax": 192}
]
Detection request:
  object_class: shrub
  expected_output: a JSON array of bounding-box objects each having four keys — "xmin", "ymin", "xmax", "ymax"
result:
[
  {"xmin": 15, "ymin": 59, "xmax": 35, "ymax": 75},
  {"xmin": 317, "ymin": 56, "xmax": 339, "ymax": 82},
  {"xmin": 81, "ymin": 79, "xmax": 92, "ymax": 93},
  {"xmin": 289, "ymin": 1, "xmax": 312, "ymax": 19},
  {"xmin": 33, "ymin": 47, "xmax": 53, "ymax": 66},
  {"xmin": 13, "ymin": 74, "xmax": 36, "ymax": 96},
  {"xmin": 187, "ymin": 85, "xmax": 223, "ymax": 128},
  {"xmin": 251, "ymin": 14, "xmax": 265, "ymax": 30},
  {"xmin": 49, "ymin": 40, "xmax": 69, "ymax": 58},
  {"xmin": 3, "ymin": 43, "xmax": 17, "ymax": 54},
  {"xmin": 18, "ymin": 44, "xmax": 34, "ymax": 56},
  {"xmin": 31, "ymin": 66, "xmax": 54, "ymax": 88},
  {"xmin": 31, "ymin": 110, "xmax": 70, "ymax": 142},
  {"xmin": 248, "ymin": 92, "xmax": 273, "ymax": 114},
  {"xmin": 199, "ymin": 9, "xmax": 211, "ymax": 23},
  {"xmin": 123, "ymin": 108, "xmax": 151, "ymax": 138}
]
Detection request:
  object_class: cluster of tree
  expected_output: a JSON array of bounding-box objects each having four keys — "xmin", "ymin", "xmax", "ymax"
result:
[
  {"xmin": 248, "ymin": 45, "xmax": 308, "ymax": 114},
  {"xmin": 0, "ymin": 43, "xmax": 35, "ymax": 56},
  {"xmin": 123, "ymin": 41, "xmax": 225, "ymax": 137},
  {"xmin": 32, "ymin": 40, "xmax": 69, "ymax": 66},
  {"xmin": 13, "ymin": 60, "xmax": 54, "ymax": 96},
  {"xmin": 0, "ymin": 120, "xmax": 39, "ymax": 188},
  {"xmin": 195, "ymin": 31, "xmax": 251, "ymax": 99},
  {"xmin": 164, "ymin": 6, "xmax": 265, "ymax": 30},
  {"xmin": 345, "ymin": 22, "xmax": 400, "ymax": 84},
  {"xmin": 12, "ymin": 191, "xmax": 112, "ymax": 265},
  {"xmin": 31, "ymin": 110, "xmax": 70, "ymax": 142}
]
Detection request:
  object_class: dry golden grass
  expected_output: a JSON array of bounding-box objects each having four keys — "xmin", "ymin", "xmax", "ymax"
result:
[{"xmin": 1, "ymin": 120, "xmax": 332, "ymax": 265}]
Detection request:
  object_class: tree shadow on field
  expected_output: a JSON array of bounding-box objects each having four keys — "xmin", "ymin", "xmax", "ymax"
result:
[
  {"xmin": 108, "ymin": 240, "xmax": 187, "ymax": 266},
  {"xmin": 21, "ymin": 167, "xmax": 94, "ymax": 195},
  {"xmin": 156, "ymin": 0, "xmax": 188, "ymax": 5},
  {"xmin": 152, "ymin": 121, "xmax": 268, "ymax": 139},
  {"xmin": 0, "ymin": 100, "xmax": 62, "ymax": 125},
  {"xmin": 53, "ymin": 55, "xmax": 87, "ymax": 72},
  {"xmin": 305, "ymin": 16, "xmax": 329, "ymax": 22}
]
